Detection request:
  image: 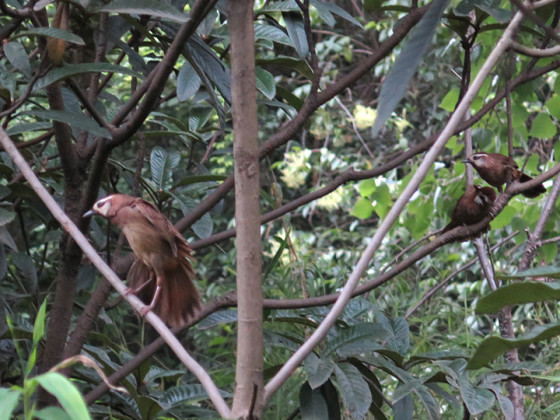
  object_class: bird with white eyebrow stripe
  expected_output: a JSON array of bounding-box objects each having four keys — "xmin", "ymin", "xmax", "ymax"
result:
[{"xmin": 84, "ymin": 194, "xmax": 201, "ymax": 327}]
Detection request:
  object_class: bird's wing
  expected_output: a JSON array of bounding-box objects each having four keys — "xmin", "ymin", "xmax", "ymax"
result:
[{"xmin": 133, "ymin": 199, "xmax": 179, "ymax": 256}]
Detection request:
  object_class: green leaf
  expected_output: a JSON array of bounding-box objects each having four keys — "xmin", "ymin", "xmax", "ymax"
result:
[
  {"xmin": 393, "ymin": 394, "xmax": 413, "ymax": 419},
  {"xmin": 351, "ymin": 197, "xmax": 373, "ymax": 219},
  {"xmin": 197, "ymin": 310, "xmax": 238, "ymax": 329},
  {"xmin": 257, "ymin": 55, "xmax": 313, "ymax": 79},
  {"xmin": 258, "ymin": 0, "xmax": 299, "ymax": 12},
  {"xmin": 310, "ymin": 0, "xmax": 363, "ymax": 28},
  {"xmin": 546, "ymin": 95, "xmax": 560, "ymax": 119},
  {"xmin": 5, "ymin": 122, "xmax": 53, "ymax": 136},
  {"xmin": 101, "ymin": 0, "xmax": 188, "ymax": 22},
  {"xmin": 34, "ymin": 63, "xmax": 141, "ymax": 92},
  {"xmin": 177, "ymin": 61, "xmax": 201, "ymax": 102},
  {"xmin": 439, "ymin": 88, "xmax": 459, "ymax": 112},
  {"xmin": 22, "ymin": 110, "xmax": 110, "ymax": 138},
  {"xmin": 468, "ymin": 320, "xmax": 560, "ymax": 369},
  {"xmin": 4, "ymin": 42, "xmax": 31, "ymax": 78},
  {"xmin": 283, "ymin": 12, "xmax": 309, "ymax": 58},
  {"xmin": 457, "ymin": 375, "xmax": 494, "ymax": 414},
  {"xmin": 150, "ymin": 146, "xmax": 180, "ymax": 190},
  {"xmin": 489, "ymin": 205, "xmax": 515, "ymax": 229},
  {"xmin": 414, "ymin": 385, "xmax": 440, "ymax": 420},
  {"xmin": 372, "ymin": 0, "xmax": 449, "ymax": 136},
  {"xmin": 254, "ymin": 24, "xmax": 292, "ymax": 45},
  {"xmin": 509, "ymin": 266, "xmax": 560, "ymax": 279},
  {"xmin": 382, "ymin": 317, "xmax": 410, "ymax": 356},
  {"xmin": 192, "ymin": 213, "xmax": 213, "ymax": 239},
  {"xmin": 323, "ymin": 323, "xmax": 388, "ymax": 357},
  {"xmin": 0, "ymin": 208, "xmax": 15, "ymax": 227},
  {"xmin": 304, "ymin": 353, "xmax": 335, "ymax": 389},
  {"xmin": 529, "ymin": 113, "xmax": 556, "ymax": 138},
  {"xmin": 186, "ymin": 36, "xmax": 232, "ymax": 104},
  {"xmin": 480, "ymin": 383, "xmax": 514, "ymax": 420},
  {"xmin": 476, "ymin": 281, "xmax": 560, "ymax": 314},
  {"xmin": 0, "ymin": 388, "xmax": 21, "ymax": 420},
  {"xmin": 13, "ymin": 28, "xmax": 85, "ymax": 46},
  {"xmin": 256, "ymin": 67, "xmax": 276, "ymax": 99},
  {"xmin": 35, "ymin": 372, "xmax": 91, "ymax": 420},
  {"xmin": 358, "ymin": 179, "xmax": 376, "ymax": 197},
  {"xmin": 33, "ymin": 299, "xmax": 48, "ymax": 347},
  {"xmin": 34, "ymin": 407, "xmax": 72, "ymax": 420},
  {"xmin": 334, "ymin": 363, "xmax": 372, "ymax": 419},
  {"xmin": 299, "ymin": 382, "xmax": 329, "ymax": 420}
]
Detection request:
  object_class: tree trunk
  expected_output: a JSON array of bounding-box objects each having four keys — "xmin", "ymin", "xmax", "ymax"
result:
[{"xmin": 228, "ymin": 1, "xmax": 264, "ymax": 418}]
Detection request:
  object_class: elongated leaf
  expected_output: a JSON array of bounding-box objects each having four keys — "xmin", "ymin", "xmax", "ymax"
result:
[
  {"xmin": 177, "ymin": 61, "xmax": 202, "ymax": 102},
  {"xmin": 33, "ymin": 63, "xmax": 141, "ymax": 92},
  {"xmin": 310, "ymin": 0, "xmax": 363, "ymax": 28},
  {"xmin": 334, "ymin": 363, "xmax": 371, "ymax": 419},
  {"xmin": 192, "ymin": 213, "xmax": 213, "ymax": 239},
  {"xmin": 305, "ymin": 353, "xmax": 335, "ymax": 389},
  {"xmin": 5, "ymin": 122, "xmax": 52, "ymax": 136},
  {"xmin": 0, "ymin": 208, "xmax": 15, "ymax": 227},
  {"xmin": 256, "ymin": 67, "xmax": 276, "ymax": 99},
  {"xmin": 13, "ymin": 28, "xmax": 85, "ymax": 45},
  {"xmin": 283, "ymin": 12, "xmax": 309, "ymax": 58},
  {"xmin": 187, "ymin": 36, "xmax": 232, "ymax": 104},
  {"xmin": 480, "ymin": 383, "xmax": 514, "ymax": 420},
  {"xmin": 161, "ymin": 384, "xmax": 230, "ymax": 406},
  {"xmin": 468, "ymin": 321, "xmax": 560, "ymax": 369},
  {"xmin": 34, "ymin": 407, "xmax": 72, "ymax": 420},
  {"xmin": 414, "ymin": 385, "xmax": 439, "ymax": 420},
  {"xmin": 35, "ymin": 373, "xmax": 91, "ymax": 420},
  {"xmin": 22, "ymin": 110, "xmax": 110, "ymax": 138},
  {"xmin": 101, "ymin": 0, "xmax": 188, "ymax": 22},
  {"xmin": 0, "ymin": 388, "xmax": 21, "ymax": 420},
  {"xmin": 257, "ymin": 55, "xmax": 313, "ymax": 79},
  {"xmin": 457, "ymin": 375, "xmax": 494, "ymax": 414},
  {"xmin": 33, "ymin": 299, "xmax": 48, "ymax": 347},
  {"xmin": 258, "ymin": 0, "xmax": 299, "ymax": 12},
  {"xmin": 150, "ymin": 146, "xmax": 180, "ymax": 189},
  {"xmin": 498, "ymin": 265, "xmax": 560, "ymax": 279},
  {"xmin": 476, "ymin": 281, "xmax": 560, "ymax": 314},
  {"xmin": 371, "ymin": 0, "xmax": 449, "ymax": 136},
  {"xmin": 299, "ymin": 382, "xmax": 329, "ymax": 420},
  {"xmin": 4, "ymin": 42, "xmax": 31, "ymax": 78},
  {"xmin": 323, "ymin": 322, "xmax": 388, "ymax": 357},
  {"xmin": 254, "ymin": 24, "xmax": 292, "ymax": 45},
  {"xmin": 197, "ymin": 310, "xmax": 238, "ymax": 329},
  {"xmin": 393, "ymin": 394, "xmax": 413, "ymax": 420}
]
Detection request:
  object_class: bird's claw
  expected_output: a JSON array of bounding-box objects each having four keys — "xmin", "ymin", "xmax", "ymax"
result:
[{"xmin": 140, "ymin": 304, "xmax": 154, "ymax": 317}]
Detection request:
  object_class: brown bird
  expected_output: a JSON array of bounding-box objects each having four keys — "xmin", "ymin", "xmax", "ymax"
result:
[
  {"xmin": 443, "ymin": 185, "xmax": 496, "ymax": 240},
  {"xmin": 464, "ymin": 152, "xmax": 546, "ymax": 198},
  {"xmin": 84, "ymin": 194, "xmax": 201, "ymax": 327}
]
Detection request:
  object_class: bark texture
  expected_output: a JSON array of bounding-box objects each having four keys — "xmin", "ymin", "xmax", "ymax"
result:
[{"xmin": 228, "ymin": 1, "xmax": 264, "ymax": 418}]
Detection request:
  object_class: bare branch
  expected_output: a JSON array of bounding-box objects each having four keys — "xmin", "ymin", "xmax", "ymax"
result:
[{"xmin": 0, "ymin": 127, "xmax": 231, "ymax": 418}]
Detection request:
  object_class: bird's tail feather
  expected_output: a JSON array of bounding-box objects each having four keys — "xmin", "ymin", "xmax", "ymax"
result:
[
  {"xmin": 127, "ymin": 258, "xmax": 201, "ymax": 327},
  {"xmin": 519, "ymin": 173, "xmax": 546, "ymax": 198}
]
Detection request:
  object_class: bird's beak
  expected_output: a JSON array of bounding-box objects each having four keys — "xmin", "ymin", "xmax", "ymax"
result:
[
  {"xmin": 83, "ymin": 209, "xmax": 96, "ymax": 218},
  {"xmin": 462, "ymin": 159, "xmax": 470, "ymax": 164}
]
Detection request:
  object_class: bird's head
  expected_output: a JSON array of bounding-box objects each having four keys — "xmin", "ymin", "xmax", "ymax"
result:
[
  {"xmin": 463, "ymin": 152, "xmax": 489, "ymax": 168},
  {"xmin": 84, "ymin": 194, "xmax": 120, "ymax": 219},
  {"xmin": 474, "ymin": 185, "xmax": 496, "ymax": 205}
]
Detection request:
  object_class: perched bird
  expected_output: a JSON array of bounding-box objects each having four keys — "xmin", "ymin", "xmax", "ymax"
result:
[
  {"xmin": 443, "ymin": 185, "xmax": 496, "ymax": 240},
  {"xmin": 84, "ymin": 194, "xmax": 201, "ymax": 327},
  {"xmin": 464, "ymin": 152, "xmax": 546, "ymax": 198}
]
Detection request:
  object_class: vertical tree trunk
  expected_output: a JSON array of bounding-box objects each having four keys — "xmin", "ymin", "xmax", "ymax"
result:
[{"xmin": 228, "ymin": 1, "xmax": 264, "ymax": 418}]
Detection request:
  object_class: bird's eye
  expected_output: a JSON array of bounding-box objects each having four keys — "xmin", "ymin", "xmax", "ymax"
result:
[
  {"xmin": 131, "ymin": 204, "xmax": 136, "ymax": 209},
  {"xmin": 99, "ymin": 201, "xmax": 107, "ymax": 207}
]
